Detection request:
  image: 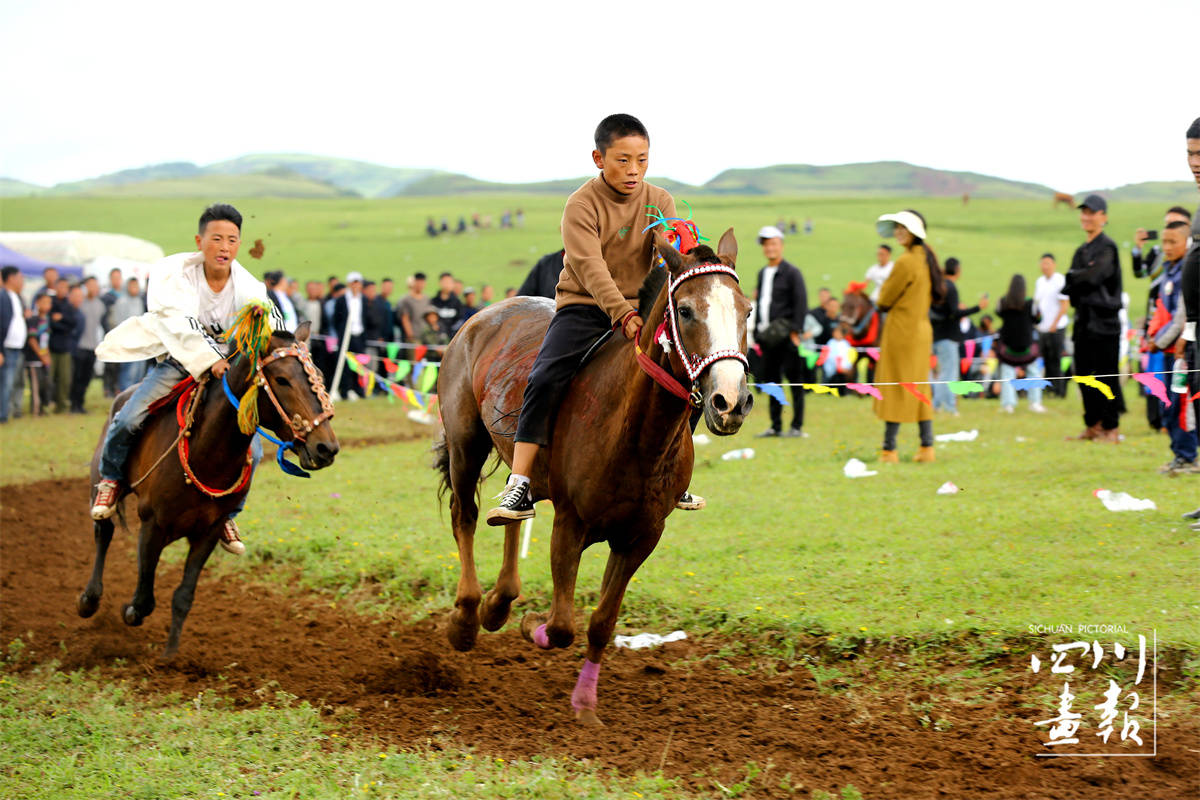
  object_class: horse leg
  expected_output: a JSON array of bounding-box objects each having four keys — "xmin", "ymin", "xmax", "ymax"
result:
[
  {"xmin": 571, "ymin": 538, "xmax": 658, "ymax": 726},
  {"xmin": 445, "ymin": 429, "xmax": 493, "ymax": 652},
  {"xmin": 521, "ymin": 510, "xmax": 584, "ymax": 650},
  {"xmin": 122, "ymin": 521, "xmax": 165, "ymax": 627},
  {"xmin": 479, "ymin": 520, "xmax": 522, "ymax": 632},
  {"xmin": 77, "ymin": 518, "xmax": 115, "ymax": 618},
  {"xmin": 162, "ymin": 530, "xmax": 219, "ymax": 660}
]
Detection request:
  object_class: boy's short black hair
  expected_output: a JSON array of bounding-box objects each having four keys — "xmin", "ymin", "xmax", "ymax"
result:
[
  {"xmin": 414, "ymin": 271, "xmax": 427, "ymax": 281},
  {"xmin": 1, "ymin": 266, "xmax": 18, "ymax": 282},
  {"xmin": 878, "ymin": 243, "xmax": 892, "ymax": 253},
  {"xmin": 1165, "ymin": 220, "xmax": 1190, "ymax": 231},
  {"xmin": 1041, "ymin": 252, "xmax": 1055, "ymax": 261},
  {"xmin": 944, "ymin": 257, "xmax": 960, "ymax": 276},
  {"xmin": 1187, "ymin": 117, "xmax": 1200, "ymax": 139},
  {"xmin": 364, "ymin": 280, "xmax": 377, "ymax": 288},
  {"xmin": 594, "ymin": 114, "xmax": 649, "ymax": 153},
  {"xmin": 1167, "ymin": 205, "xmax": 1193, "ymax": 221},
  {"xmin": 439, "ymin": 271, "xmax": 453, "ymax": 280},
  {"xmin": 198, "ymin": 203, "xmax": 242, "ymax": 234}
]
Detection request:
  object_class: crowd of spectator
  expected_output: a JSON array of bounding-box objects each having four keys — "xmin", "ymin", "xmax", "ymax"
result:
[
  {"xmin": 1, "ymin": 265, "xmax": 148, "ymax": 421},
  {"xmin": 424, "ymin": 209, "xmax": 525, "ymax": 238}
]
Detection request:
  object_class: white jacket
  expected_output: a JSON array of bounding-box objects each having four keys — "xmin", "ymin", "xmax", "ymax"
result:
[{"xmin": 96, "ymin": 251, "xmax": 280, "ymax": 378}]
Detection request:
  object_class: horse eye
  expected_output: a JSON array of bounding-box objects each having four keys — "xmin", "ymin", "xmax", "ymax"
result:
[
  {"xmin": 275, "ymin": 376, "xmax": 292, "ymax": 387},
  {"xmin": 678, "ymin": 305, "xmax": 694, "ymax": 321},
  {"xmin": 744, "ymin": 308, "xmax": 753, "ymax": 320}
]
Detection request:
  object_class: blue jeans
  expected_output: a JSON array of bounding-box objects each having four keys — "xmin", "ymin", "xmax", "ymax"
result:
[
  {"xmin": 117, "ymin": 359, "xmax": 148, "ymax": 392},
  {"xmin": 932, "ymin": 338, "xmax": 959, "ymax": 412},
  {"xmin": 999, "ymin": 360, "xmax": 1044, "ymax": 408},
  {"xmin": 1162, "ymin": 389, "xmax": 1197, "ymax": 462},
  {"xmin": 100, "ymin": 358, "xmax": 261, "ymax": 516},
  {"xmin": 0, "ymin": 347, "xmax": 22, "ymax": 422}
]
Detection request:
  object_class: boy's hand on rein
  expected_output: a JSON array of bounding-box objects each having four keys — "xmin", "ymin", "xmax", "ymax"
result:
[
  {"xmin": 210, "ymin": 358, "xmax": 230, "ymax": 378},
  {"xmin": 623, "ymin": 314, "xmax": 644, "ymax": 340}
]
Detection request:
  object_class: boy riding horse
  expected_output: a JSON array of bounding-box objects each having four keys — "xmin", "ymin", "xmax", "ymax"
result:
[
  {"xmin": 487, "ymin": 114, "xmax": 704, "ymax": 524},
  {"xmin": 89, "ymin": 204, "xmax": 283, "ymax": 555}
]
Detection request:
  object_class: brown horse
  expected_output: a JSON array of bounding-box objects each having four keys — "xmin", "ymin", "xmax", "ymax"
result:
[
  {"xmin": 1053, "ymin": 192, "xmax": 1074, "ymax": 209},
  {"xmin": 840, "ymin": 283, "xmax": 880, "ymax": 381},
  {"xmin": 78, "ymin": 319, "xmax": 339, "ymax": 659},
  {"xmin": 434, "ymin": 230, "xmax": 752, "ymax": 724}
]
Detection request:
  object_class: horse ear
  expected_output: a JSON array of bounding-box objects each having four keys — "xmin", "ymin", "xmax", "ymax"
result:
[
  {"xmin": 654, "ymin": 232, "xmax": 684, "ymax": 274},
  {"xmin": 716, "ymin": 228, "xmax": 737, "ymax": 265},
  {"xmin": 294, "ymin": 321, "xmax": 311, "ymax": 344}
]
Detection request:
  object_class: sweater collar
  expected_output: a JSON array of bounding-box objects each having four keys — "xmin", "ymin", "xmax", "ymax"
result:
[{"xmin": 595, "ymin": 174, "xmax": 642, "ymax": 205}]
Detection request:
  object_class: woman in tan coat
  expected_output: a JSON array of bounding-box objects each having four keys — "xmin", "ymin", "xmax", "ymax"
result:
[{"xmin": 873, "ymin": 210, "xmax": 945, "ymax": 462}]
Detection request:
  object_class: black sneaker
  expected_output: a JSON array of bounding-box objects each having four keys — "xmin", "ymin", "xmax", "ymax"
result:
[
  {"xmin": 1184, "ymin": 508, "xmax": 1200, "ymax": 520},
  {"xmin": 486, "ymin": 480, "xmax": 535, "ymax": 526},
  {"xmin": 783, "ymin": 427, "xmax": 808, "ymax": 438},
  {"xmin": 756, "ymin": 427, "xmax": 781, "ymax": 438}
]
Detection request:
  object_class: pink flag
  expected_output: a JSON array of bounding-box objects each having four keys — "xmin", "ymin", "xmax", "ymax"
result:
[
  {"xmin": 846, "ymin": 382, "xmax": 882, "ymax": 399},
  {"xmin": 964, "ymin": 340, "xmax": 976, "ymax": 362},
  {"xmin": 866, "ymin": 347, "xmax": 881, "ymax": 361},
  {"xmin": 325, "ymin": 337, "xmax": 337, "ymax": 353},
  {"xmin": 1133, "ymin": 372, "xmax": 1169, "ymax": 405},
  {"xmin": 355, "ymin": 353, "xmax": 371, "ymax": 365}
]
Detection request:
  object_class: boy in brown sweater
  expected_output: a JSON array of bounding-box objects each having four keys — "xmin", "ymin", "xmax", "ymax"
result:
[{"xmin": 487, "ymin": 114, "xmax": 702, "ymax": 524}]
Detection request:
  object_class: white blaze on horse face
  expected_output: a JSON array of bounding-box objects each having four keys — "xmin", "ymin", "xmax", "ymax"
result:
[{"xmin": 703, "ymin": 282, "xmax": 746, "ymax": 402}]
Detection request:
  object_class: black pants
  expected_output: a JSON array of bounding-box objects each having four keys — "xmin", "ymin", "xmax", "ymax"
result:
[
  {"xmin": 1072, "ymin": 331, "xmax": 1120, "ymax": 430},
  {"xmin": 69, "ymin": 349, "xmax": 96, "ymax": 411},
  {"xmin": 515, "ymin": 304, "xmax": 612, "ymax": 446},
  {"xmin": 1039, "ymin": 329, "xmax": 1068, "ymax": 398},
  {"xmin": 759, "ymin": 340, "xmax": 804, "ymax": 431},
  {"xmin": 338, "ymin": 334, "xmax": 366, "ymax": 398}
]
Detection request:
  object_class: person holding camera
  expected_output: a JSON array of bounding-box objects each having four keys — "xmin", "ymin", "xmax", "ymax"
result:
[{"xmin": 753, "ymin": 225, "xmax": 808, "ymax": 438}]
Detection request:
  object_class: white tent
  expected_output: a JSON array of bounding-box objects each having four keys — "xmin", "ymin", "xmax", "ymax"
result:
[{"xmin": 0, "ymin": 231, "xmax": 164, "ymax": 269}]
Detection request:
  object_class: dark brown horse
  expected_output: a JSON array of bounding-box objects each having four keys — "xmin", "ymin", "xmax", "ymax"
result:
[
  {"xmin": 434, "ymin": 230, "xmax": 752, "ymax": 724},
  {"xmin": 840, "ymin": 283, "xmax": 880, "ymax": 381},
  {"xmin": 78, "ymin": 319, "xmax": 339, "ymax": 658}
]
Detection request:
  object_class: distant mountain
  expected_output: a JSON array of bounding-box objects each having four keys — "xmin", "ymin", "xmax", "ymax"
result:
[
  {"xmin": 1084, "ymin": 181, "xmax": 1198, "ymax": 204},
  {"xmin": 0, "ymin": 178, "xmax": 44, "ymax": 197},
  {"xmin": 703, "ymin": 162, "xmax": 1055, "ymax": 198},
  {"xmin": 8, "ymin": 154, "xmax": 1191, "ymax": 201}
]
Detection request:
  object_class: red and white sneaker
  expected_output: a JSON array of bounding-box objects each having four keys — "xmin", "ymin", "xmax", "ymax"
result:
[
  {"xmin": 91, "ymin": 479, "xmax": 121, "ymax": 520},
  {"xmin": 220, "ymin": 519, "xmax": 246, "ymax": 556}
]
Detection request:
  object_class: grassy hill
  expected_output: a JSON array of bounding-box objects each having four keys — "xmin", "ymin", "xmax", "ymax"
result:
[
  {"xmin": 1089, "ymin": 180, "xmax": 1198, "ymax": 204},
  {"xmin": 704, "ymin": 161, "xmax": 1054, "ymax": 198},
  {"xmin": 208, "ymin": 153, "xmax": 444, "ymax": 198},
  {"xmin": 58, "ymin": 171, "xmax": 358, "ymax": 199},
  {"xmin": 0, "ymin": 178, "xmax": 43, "ymax": 197}
]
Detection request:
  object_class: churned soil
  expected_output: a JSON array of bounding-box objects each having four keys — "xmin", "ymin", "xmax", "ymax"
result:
[{"xmin": 2, "ymin": 478, "xmax": 1196, "ymax": 799}]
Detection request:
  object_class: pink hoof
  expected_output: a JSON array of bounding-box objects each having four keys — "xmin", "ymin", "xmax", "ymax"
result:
[
  {"xmin": 571, "ymin": 659, "xmax": 600, "ymax": 713},
  {"xmin": 533, "ymin": 623, "xmax": 552, "ymax": 649}
]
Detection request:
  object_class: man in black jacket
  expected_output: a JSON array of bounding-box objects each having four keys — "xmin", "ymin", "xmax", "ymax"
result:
[
  {"xmin": 517, "ymin": 249, "xmax": 564, "ymax": 299},
  {"xmin": 1179, "ymin": 117, "xmax": 1200, "ymax": 524},
  {"xmin": 752, "ymin": 226, "xmax": 808, "ymax": 437},
  {"xmin": 1064, "ymin": 194, "xmax": 1123, "ymax": 442}
]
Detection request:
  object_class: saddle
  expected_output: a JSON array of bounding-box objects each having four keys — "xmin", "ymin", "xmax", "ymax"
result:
[{"xmin": 145, "ymin": 377, "xmax": 198, "ymax": 417}]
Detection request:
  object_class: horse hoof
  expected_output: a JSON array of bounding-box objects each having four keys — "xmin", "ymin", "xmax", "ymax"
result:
[
  {"xmin": 519, "ymin": 611, "xmax": 548, "ymax": 643},
  {"xmin": 77, "ymin": 592, "xmax": 100, "ymax": 618},
  {"xmin": 446, "ymin": 611, "xmax": 478, "ymax": 652},
  {"xmin": 574, "ymin": 708, "xmax": 604, "ymax": 727},
  {"xmin": 122, "ymin": 604, "xmax": 144, "ymax": 627},
  {"xmin": 479, "ymin": 592, "xmax": 514, "ymax": 632},
  {"xmin": 160, "ymin": 645, "xmax": 179, "ymax": 662}
]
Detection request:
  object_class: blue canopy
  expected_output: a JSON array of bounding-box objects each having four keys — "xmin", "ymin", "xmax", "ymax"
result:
[{"xmin": 0, "ymin": 242, "xmax": 80, "ymax": 280}]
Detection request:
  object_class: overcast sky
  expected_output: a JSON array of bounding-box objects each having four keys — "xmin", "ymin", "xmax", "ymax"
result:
[{"xmin": 2, "ymin": 0, "xmax": 1195, "ymax": 192}]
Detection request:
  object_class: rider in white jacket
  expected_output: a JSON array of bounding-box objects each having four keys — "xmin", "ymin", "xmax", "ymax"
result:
[{"xmin": 91, "ymin": 204, "xmax": 282, "ymax": 555}]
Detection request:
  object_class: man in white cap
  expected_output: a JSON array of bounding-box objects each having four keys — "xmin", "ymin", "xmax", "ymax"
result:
[
  {"xmin": 332, "ymin": 271, "xmax": 366, "ymax": 399},
  {"xmin": 753, "ymin": 225, "xmax": 808, "ymax": 437}
]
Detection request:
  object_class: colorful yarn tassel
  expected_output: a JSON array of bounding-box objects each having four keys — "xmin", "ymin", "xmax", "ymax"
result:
[{"xmin": 228, "ymin": 299, "xmax": 274, "ymax": 435}]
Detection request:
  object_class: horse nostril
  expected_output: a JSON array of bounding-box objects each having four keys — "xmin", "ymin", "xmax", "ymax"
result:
[
  {"xmin": 741, "ymin": 393, "xmax": 754, "ymax": 414},
  {"xmin": 316, "ymin": 441, "xmax": 339, "ymax": 460},
  {"xmin": 711, "ymin": 393, "xmax": 729, "ymax": 413}
]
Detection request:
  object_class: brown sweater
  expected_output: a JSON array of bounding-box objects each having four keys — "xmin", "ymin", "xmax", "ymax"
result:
[{"xmin": 556, "ymin": 176, "xmax": 676, "ymax": 323}]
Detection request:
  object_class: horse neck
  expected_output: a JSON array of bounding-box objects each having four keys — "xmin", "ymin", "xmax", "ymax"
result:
[
  {"xmin": 190, "ymin": 351, "xmax": 255, "ymax": 468},
  {"xmin": 619, "ymin": 277, "xmax": 693, "ymax": 456}
]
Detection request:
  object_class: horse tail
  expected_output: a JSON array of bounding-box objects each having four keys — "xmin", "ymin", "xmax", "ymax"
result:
[{"xmin": 432, "ymin": 434, "xmax": 452, "ymax": 504}]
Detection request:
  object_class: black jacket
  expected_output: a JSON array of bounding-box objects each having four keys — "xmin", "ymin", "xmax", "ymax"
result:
[
  {"xmin": 49, "ymin": 300, "xmax": 82, "ymax": 353},
  {"xmin": 430, "ymin": 292, "xmax": 465, "ymax": 336},
  {"xmin": 929, "ymin": 280, "xmax": 980, "ymax": 342},
  {"xmin": 1131, "ymin": 244, "xmax": 1162, "ymax": 279},
  {"xmin": 1184, "ymin": 206, "xmax": 1200, "ymax": 325},
  {"xmin": 518, "ymin": 250, "xmax": 565, "ymax": 299},
  {"xmin": 363, "ymin": 296, "xmax": 393, "ymax": 342},
  {"xmin": 1064, "ymin": 232, "xmax": 1122, "ymax": 337},
  {"xmin": 754, "ymin": 259, "xmax": 807, "ymax": 339},
  {"xmin": 331, "ymin": 293, "xmax": 365, "ymax": 342}
]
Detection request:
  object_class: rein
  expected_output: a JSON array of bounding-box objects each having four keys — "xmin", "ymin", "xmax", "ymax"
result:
[
  {"xmin": 635, "ymin": 262, "xmax": 750, "ymax": 408},
  {"xmin": 220, "ymin": 343, "xmax": 335, "ymax": 479}
]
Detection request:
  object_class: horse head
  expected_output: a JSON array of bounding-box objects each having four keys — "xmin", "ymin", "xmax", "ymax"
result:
[
  {"xmin": 652, "ymin": 228, "xmax": 753, "ymax": 436},
  {"xmin": 839, "ymin": 283, "xmax": 877, "ymax": 345},
  {"xmin": 252, "ymin": 321, "xmax": 340, "ymax": 470}
]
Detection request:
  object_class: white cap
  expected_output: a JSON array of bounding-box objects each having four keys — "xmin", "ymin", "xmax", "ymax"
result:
[
  {"xmin": 346, "ymin": 271, "xmax": 364, "ymax": 283},
  {"xmin": 875, "ymin": 211, "xmax": 926, "ymax": 241},
  {"xmin": 757, "ymin": 225, "xmax": 785, "ymax": 242}
]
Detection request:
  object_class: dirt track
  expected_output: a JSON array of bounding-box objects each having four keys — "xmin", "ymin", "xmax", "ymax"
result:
[{"xmin": 1, "ymin": 478, "xmax": 1196, "ymax": 799}]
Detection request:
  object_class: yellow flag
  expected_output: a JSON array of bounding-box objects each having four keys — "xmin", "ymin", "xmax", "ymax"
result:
[
  {"xmin": 1073, "ymin": 375, "xmax": 1114, "ymax": 400},
  {"xmin": 802, "ymin": 383, "xmax": 839, "ymax": 395}
]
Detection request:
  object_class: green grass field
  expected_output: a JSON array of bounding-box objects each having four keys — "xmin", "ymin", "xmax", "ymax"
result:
[{"xmin": 2, "ymin": 193, "xmax": 1198, "ymax": 798}]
